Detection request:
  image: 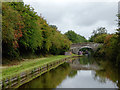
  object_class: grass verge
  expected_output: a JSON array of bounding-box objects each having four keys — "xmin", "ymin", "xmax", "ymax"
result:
[{"xmin": 2, "ymin": 55, "xmax": 76, "ymax": 80}]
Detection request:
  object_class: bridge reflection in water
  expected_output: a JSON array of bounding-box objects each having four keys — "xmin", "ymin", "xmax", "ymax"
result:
[
  {"xmin": 67, "ymin": 57, "xmax": 100, "ymax": 70},
  {"xmin": 18, "ymin": 56, "xmax": 119, "ymax": 88}
]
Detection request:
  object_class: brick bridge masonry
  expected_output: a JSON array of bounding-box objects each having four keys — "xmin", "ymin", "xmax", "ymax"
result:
[{"xmin": 70, "ymin": 42, "xmax": 102, "ymax": 54}]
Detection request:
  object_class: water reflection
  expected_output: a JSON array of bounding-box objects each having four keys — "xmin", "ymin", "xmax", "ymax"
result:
[
  {"xmin": 57, "ymin": 70, "xmax": 117, "ymax": 88},
  {"xmin": 18, "ymin": 56, "xmax": 119, "ymax": 88},
  {"xmin": 94, "ymin": 60, "xmax": 119, "ymax": 88},
  {"xmin": 18, "ymin": 63, "xmax": 71, "ymax": 88},
  {"xmin": 68, "ymin": 70, "xmax": 77, "ymax": 78},
  {"xmin": 68, "ymin": 56, "xmax": 99, "ymax": 70}
]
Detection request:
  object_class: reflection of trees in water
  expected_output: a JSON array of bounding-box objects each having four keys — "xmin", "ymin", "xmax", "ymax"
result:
[
  {"xmin": 19, "ymin": 63, "xmax": 71, "ymax": 88},
  {"xmin": 18, "ymin": 57, "xmax": 119, "ymax": 88},
  {"xmin": 73, "ymin": 56, "xmax": 96, "ymax": 65},
  {"xmin": 93, "ymin": 70, "xmax": 107, "ymax": 83},
  {"xmin": 68, "ymin": 70, "xmax": 77, "ymax": 78},
  {"xmin": 93, "ymin": 60, "xmax": 119, "ymax": 88}
]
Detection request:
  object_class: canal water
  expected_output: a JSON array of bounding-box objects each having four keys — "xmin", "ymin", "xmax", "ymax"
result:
[{"xmin": 18, "ymin": 56, "xmax": 119, "ymax": 88}]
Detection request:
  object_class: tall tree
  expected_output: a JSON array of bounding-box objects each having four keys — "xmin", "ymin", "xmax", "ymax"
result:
[{"xmin": 89, "ymin": 27, "xmax": 107, "ymax": 42}]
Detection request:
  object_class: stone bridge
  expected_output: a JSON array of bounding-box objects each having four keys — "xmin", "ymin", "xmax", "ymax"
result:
[{"xmin": 70, "ymin": 42, "xmax": 102, "ymax": 54}]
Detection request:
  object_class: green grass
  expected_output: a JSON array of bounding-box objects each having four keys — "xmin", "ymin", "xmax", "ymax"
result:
[{"xmin": 2, "ymin": 55, "xmax": 74, "ymax": 79}]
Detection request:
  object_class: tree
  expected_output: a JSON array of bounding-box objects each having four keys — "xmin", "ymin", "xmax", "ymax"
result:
[
  {"xmin": 2, "ymin": 2, "xmax": 71, "ymax": 60},
  {"xmin": 49, "ymin": 25, "xmax": 58, "ymax": 30},
  {"xmin": 94, "ymin": 34, "xmax": 108, "ymax": 43},
  {"xmin": 64, "ymin": 30, "xmax": 87, "ymax": 43},
  {"xmin": 93, "ymin": 27, "xmax": 107, "ymax": 35},
  {"xmin": 2, "ymin": 3, "xmax": 24, "ymax": 58},
  {"xmin": 89, "ymin": 27, "xmax": 107, "ymax": 42}
]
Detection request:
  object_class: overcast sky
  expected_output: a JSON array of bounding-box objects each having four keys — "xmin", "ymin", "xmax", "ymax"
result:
[{"xmin": 23, "ymin": 0, "xmax": 118, "ymax": 39}]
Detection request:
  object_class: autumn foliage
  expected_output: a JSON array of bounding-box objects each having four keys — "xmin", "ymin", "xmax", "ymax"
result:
[{"xmin": 2, "ymin": 2, "xmax": 71, "ymax": 59}]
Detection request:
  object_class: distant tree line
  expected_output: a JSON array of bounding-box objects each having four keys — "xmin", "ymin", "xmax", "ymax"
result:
[
  {"xmin": 64, "ymin": 30, "xmax": 87, "ymax": 43},
  {"xmin": 2, "ymin": 2, "xmax": 72, "ymax": 60}
]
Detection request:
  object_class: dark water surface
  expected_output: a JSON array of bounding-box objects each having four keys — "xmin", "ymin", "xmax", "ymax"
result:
[{"xmin": 18, "ymin": 56, "xmax": 119, "ymax": 88}]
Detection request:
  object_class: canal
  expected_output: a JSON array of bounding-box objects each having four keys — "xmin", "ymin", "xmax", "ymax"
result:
[{"xmin": 18, "ymin": 56, "xmax": 119, "ymax": 88}]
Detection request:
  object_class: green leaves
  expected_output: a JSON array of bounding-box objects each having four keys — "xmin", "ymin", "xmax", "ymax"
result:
[
  {"xmin": 2, "ymin": 2, "xmax": 71, "ymax": 59},
  {"xmin": 94, "ymin": 34, "xmax": 108, "ymax": 43},
  {"xmin": 64, "ymin": 30, "xmax": 87, "ymax": 43},
  {"xmin": 89, "ymin": 27, "xmax": 107, "ymax": 42}
]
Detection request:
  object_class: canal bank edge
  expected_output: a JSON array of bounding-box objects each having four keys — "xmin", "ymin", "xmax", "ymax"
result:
[{"xmin": 2, "ymin": 55, "xmax": 79, "ymax": 89}]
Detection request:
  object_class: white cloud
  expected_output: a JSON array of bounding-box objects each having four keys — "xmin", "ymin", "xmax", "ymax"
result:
[{"xmin": 23, "ymin": 0, "xmax": 118, "ymax": 39}]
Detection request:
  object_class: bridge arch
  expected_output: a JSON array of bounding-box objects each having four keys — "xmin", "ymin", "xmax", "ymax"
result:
[
  {"xmin": 79, "ymin": 46, "xmax": 93, "ymax": 50},
  {"xmin": 70, "ymin": 42, "xmax": 102, "ymax": 54}
]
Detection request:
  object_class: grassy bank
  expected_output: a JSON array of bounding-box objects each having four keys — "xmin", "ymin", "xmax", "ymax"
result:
[{"xmin": 2, "ymin": 55, "xmax": 76, "ymax": 80}]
